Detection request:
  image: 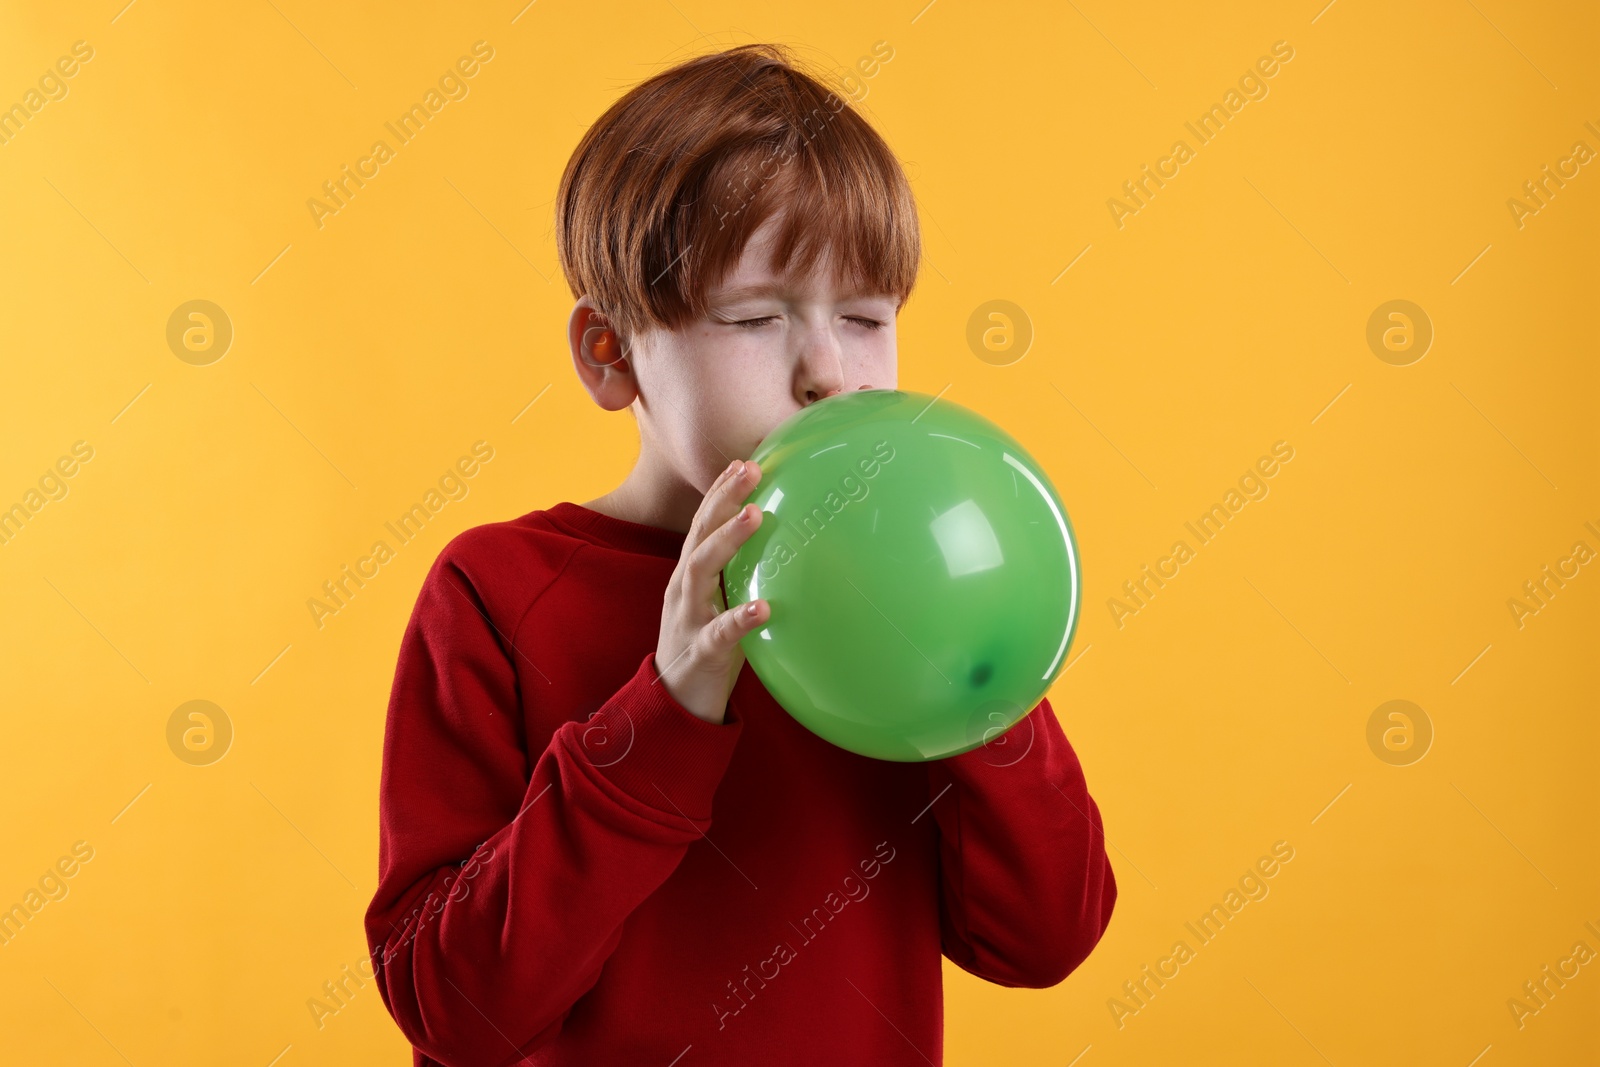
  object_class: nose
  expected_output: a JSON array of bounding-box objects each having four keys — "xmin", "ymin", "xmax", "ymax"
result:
[{"xmin": 796, "ymin": 323, "xmax": 847, "ymax": 406}]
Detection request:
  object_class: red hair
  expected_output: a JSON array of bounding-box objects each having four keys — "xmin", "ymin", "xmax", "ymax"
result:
[{"xmin": 554, "ymin": 43, "xmax": 921, "ymax": 347}]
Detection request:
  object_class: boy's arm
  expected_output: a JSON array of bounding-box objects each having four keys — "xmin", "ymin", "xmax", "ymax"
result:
[
  {"xmin": 364, "ymin": 552, "xmax": 742, "ymax": 1066},
  {"xmin": 923, "ymin": 695, "xmax": 1117, "ymax": 988}
]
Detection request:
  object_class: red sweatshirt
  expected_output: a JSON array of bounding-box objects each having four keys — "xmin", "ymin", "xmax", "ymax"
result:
[{"xmin": 365, "ymin": 501, "xmax": 1116, "ymax": 1066}]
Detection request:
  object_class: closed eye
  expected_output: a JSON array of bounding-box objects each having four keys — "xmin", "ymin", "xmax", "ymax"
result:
[{"xmin": 727, "ymin": 315, "xmax": 887, "ymax": 330}]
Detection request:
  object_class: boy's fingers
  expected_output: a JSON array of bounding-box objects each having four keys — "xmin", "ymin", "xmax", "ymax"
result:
[
  {"xmin": 715, "ymin": 461, "xmax": 760, "ymax": 523},
  {"xmin": 683, "ymin": 461, "xmax": 761, "ymax": 588},
  {"xmin": 714, "ymin": 598, "xmax": 765, "ymax": 649},
  {"xmin": 686, "ymin": 460, "xmax": 749, "ymax": 551},
  {"xmin": 697, "ymin": 502, "xmax": 764, "ymax": 591},
  {"xmin": 687, "ymin": 502, "xmax": 760, "ymax": 599}
]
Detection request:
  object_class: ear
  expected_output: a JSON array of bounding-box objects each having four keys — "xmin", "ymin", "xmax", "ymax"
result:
[{"xmin": 568, "ymin": 296, "xmax": 637, "ymax": 412}]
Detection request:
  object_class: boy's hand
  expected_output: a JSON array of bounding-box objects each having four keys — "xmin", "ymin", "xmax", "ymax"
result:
[{"xmin": 654, "ymin": 459, "xmax": 768, "ymax": 724}]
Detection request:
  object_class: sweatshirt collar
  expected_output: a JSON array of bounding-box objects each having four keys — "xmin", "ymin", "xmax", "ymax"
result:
[{"xmin": 545, "ymin": 501, "xmax": 688, "ymax": 560}]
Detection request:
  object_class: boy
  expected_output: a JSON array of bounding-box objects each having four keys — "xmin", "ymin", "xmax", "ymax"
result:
[{"xmin": 365, "ymin": 43, "xmax": 1115, "ymax": 1066}]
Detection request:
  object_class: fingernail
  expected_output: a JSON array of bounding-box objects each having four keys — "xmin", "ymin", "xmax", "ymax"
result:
[
  {"xmin": 733, "ymin": 461, "xmax": 746, "ymax": 477},
  {"xmin": 744, "ymin": 602, "xmax": 759, "ymax": 617}
]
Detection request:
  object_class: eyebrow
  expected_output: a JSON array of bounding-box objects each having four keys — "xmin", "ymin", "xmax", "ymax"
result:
[
  {"xmin": 710, "ymin": 282, "xmax": 784, "ymax": 303},
  {"xmin": 709, "ymin": 281, "xmax": 892, "ymax": 303}
]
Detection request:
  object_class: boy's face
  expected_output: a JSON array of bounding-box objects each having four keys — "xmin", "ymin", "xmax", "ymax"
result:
[{"xmin": 580, "ymin": 210, "xmax": 900, "ymax": 498}]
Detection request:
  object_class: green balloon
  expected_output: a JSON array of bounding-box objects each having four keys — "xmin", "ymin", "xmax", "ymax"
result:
[{"xmin": 723, "ymin": 389, "xmax": 1082, "ymax": 761}]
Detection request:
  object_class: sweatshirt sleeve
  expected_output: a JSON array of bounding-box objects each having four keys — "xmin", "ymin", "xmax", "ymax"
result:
[
  {"xmin": 364, "ymin": 553, "xmax": 743, "ymax": 1067},
  {"xmin": 924, "ymin": 695, "xmax": 1116, "ymax": 988}
]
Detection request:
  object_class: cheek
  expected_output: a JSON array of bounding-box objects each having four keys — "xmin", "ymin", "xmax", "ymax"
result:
[
  {"xmin": 860, "ymin": 329, "xmax": 897, "ymax": 388},
  {"xmin": 665, "ymin": 353, "xmax": 774, "ymax": 463}
]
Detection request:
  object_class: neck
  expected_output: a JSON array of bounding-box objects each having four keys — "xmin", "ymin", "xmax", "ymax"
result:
[{"xmin": 584, "ymin": 447, "xmax": 702, "ymax": 535}]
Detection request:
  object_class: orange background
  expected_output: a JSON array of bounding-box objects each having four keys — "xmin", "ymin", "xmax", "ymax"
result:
[{"xmin": 0, "ymin": 1, "xmax": 1595, "ymax": 1064}]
